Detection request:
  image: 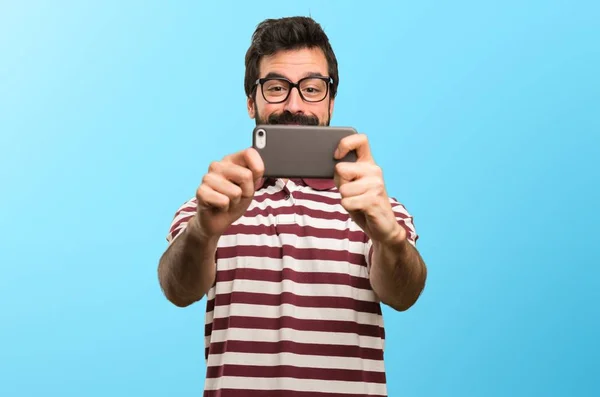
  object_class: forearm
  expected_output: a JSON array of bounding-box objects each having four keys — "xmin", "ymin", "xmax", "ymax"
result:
[
  {"xmin": 158, "ymin": 215, "xmax": 218, "ymax": 307},
  {"xmin": 370, "ymin": 234, "xmax": 427, "ymax": 311}
]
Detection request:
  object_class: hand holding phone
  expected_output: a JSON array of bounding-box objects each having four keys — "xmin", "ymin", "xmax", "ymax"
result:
[
  {"xmin": 194, "ymin": 148, "xmax": 264, "ymax": 239},
  {"xmin": 252, "ymin": 124, "xmax": 358, "ymax": 179}
]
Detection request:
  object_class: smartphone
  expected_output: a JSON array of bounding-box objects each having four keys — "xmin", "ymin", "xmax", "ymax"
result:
[{"xmin": 252, "ymin": 124, "xmax": 358, "ymax": 179}]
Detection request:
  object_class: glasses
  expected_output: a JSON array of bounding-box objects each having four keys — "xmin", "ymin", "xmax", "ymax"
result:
[{"xmin": 254, "ymin": 76, "xmax": 333, "ymax": 103}]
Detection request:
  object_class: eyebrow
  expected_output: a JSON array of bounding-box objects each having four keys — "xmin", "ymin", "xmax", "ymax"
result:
[{"xmin": 263, "ymin": 71, "xmax": 327, "ymax": 80}]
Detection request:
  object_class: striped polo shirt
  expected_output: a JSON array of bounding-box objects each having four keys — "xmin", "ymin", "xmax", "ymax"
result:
[{"xmin": 166, "ymin": 177, "xmax": 418, "ymax": 396}]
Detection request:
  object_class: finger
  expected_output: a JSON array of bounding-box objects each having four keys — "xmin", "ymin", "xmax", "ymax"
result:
[
  {"xmin": 224, "ymin": 148, "xmax": 265, "ymax": 182},
  {"xmin": 334, "ymin": 162, "xmax": 361, "ymax": 189},
  {"xmin": 334, "ymin": 133, "xmax": 373, "ymax": 162},
  {"xmin": 335, "ymin": 162, "xmax": 363, "ymax": 182},
  {"xmin": 341, "ymin": 193, "xmax": 373, "ymax": 213},
  {"xmin": 338, "ymin": 176, "xmax": 381, "ymax": 198},
  {"xmin": 244, "ymin": 148, "xmax": 265, "ymax": 181},
  {"xmin": 208, "ymin": 161, "xmax": 255, "ymax": 198},
  {"xmin": 335, "ymin": 162, "xmax": 381, "ymax": 184},
  {"xmin": 196, "ymin": 183, "xmax": 230, "ymax": 212},
  {"xmin": 341, "ymin": 189, "xmax": 384, "ymax": 214},
  {"xmin": 202, "ymin": 172, "xmax": 243, "ymax": 206}
]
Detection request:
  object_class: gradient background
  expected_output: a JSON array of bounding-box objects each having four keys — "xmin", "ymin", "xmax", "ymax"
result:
[{"xmin": 1, "ymin": 1, "xmax": 598, "ymax": 396}]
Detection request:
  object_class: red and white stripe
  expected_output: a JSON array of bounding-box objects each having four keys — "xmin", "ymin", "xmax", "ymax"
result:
[{"xmin": 166, "ymin": 178, "xmax": 418, "ymax": 396}]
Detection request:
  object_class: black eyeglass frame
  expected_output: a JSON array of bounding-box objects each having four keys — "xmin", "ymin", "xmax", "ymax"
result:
[{"xmin": 254, "ymin": 76, "xmax": 333, "ymax": 104}]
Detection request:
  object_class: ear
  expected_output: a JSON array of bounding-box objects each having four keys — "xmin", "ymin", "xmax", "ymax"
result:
[
  {"xmin": 247, "ymin": 96, "xmax": 256, "ymax": 119},
  {"xmin": 328, "ymin": 97, "xmax": 335, "ymax": 119}
]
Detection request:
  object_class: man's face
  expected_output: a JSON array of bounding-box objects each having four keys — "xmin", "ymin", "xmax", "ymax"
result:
[{"xmin": 247, "ymin": 47, "xmax": 335, "ymax": 126}]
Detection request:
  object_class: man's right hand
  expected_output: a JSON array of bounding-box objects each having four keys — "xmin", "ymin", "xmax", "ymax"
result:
[{"xmin": 191, "ymin": 148, "xmax": 264, "ymax": 241}]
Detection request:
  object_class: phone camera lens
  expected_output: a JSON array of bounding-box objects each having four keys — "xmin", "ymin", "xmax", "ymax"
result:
[{"xmin": 257, "ymin": 129, "xmax": 265, "ymax": 137}]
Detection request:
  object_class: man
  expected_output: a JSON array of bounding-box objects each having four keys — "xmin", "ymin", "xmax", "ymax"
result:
[{"xmin": 158, "ymin": 16, "xmax": 427, "ymax": 396}]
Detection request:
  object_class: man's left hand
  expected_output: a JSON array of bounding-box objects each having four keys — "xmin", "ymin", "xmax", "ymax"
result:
[{"xmin": 334, "ymin": 133, "xmax": 406, "ymax": 245}]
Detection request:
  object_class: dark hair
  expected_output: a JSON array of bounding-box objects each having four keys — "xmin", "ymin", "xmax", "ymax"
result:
[{"xmin": 244, "ymin": 16, "xmax": 339, "ymax": 99}]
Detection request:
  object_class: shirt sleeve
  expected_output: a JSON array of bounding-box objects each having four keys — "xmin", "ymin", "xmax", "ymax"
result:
[
  {"xmin": 166, "ymin": 198, "xmax": 198, "ymax": 244},
  {"xmin": 364, "ymin": 197, "xmax": 419, "ymax": 271}
]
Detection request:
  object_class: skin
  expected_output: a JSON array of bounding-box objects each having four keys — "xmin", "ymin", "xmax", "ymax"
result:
[
  {"xmin": 158, "ymin": 47, "xmax": 427, "ymax": 311},
  {"xmin": 247, "ymin": 47, "xmax": 334, "ymax": 126}
]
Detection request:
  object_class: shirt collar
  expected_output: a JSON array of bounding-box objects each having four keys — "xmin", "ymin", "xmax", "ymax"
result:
[{"xmin": 254, "ymin": 177, "xmax": 336, "ymax": 191}]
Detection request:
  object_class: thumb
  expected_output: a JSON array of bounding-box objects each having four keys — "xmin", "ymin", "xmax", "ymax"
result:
[{"xmin": 254, "ymin": 177, "xmax": 265, "ymax": 191}]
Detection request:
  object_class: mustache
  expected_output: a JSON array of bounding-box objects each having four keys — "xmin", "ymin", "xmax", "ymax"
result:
[{"xmin": 267, "ymin": 111, "xmax": 319, "ymax": 126}]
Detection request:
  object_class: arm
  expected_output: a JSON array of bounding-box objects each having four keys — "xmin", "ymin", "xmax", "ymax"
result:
[
  {"xmin": 158, "ymin": 213, "xmax": 218, "ymax": 307},
  {"xmin": 369, "ymin": 225, "xmax": 427, "ymax": 311},
  {"xmin": 157, "ymin": 147, "xmax": 264, "ymax": 308},
  {"xmin": 334, "ymin": 133, "xmax": 427, "ymax": 311}
]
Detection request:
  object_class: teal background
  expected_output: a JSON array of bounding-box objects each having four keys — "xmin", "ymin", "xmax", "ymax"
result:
[{"xmin": 1, "ymin": 1, "xmax": 598, "ymax": 396}]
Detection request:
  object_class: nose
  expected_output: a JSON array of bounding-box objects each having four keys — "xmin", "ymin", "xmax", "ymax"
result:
[{"xmin": 283, "ymin": 86, "xmax": 305, "ymax": 114}]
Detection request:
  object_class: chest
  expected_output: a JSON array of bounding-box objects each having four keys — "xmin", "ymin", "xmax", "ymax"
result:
[{"xmin": 213, "ymin": 191, "xmax": 373, "ymax": 300}]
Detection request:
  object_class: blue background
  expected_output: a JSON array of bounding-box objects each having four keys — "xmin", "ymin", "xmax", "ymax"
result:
[{"xmin": 1, "ymin": 1, "xmax": 598, "ymax": 396}]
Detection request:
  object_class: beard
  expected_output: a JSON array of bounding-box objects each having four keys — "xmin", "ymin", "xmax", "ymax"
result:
[{"xmin": 255, "ymin": 106, "xmax": 330, "ymax": 126}]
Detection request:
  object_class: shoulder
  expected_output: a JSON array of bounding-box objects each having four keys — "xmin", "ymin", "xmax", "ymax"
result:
[
  {"xmin": 388, "ymin": 196, "xmax": 419, "ymax": 245},
  {"xmin": 165, "ymin": 197, "xmax": 197, "ymax": 243}
]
